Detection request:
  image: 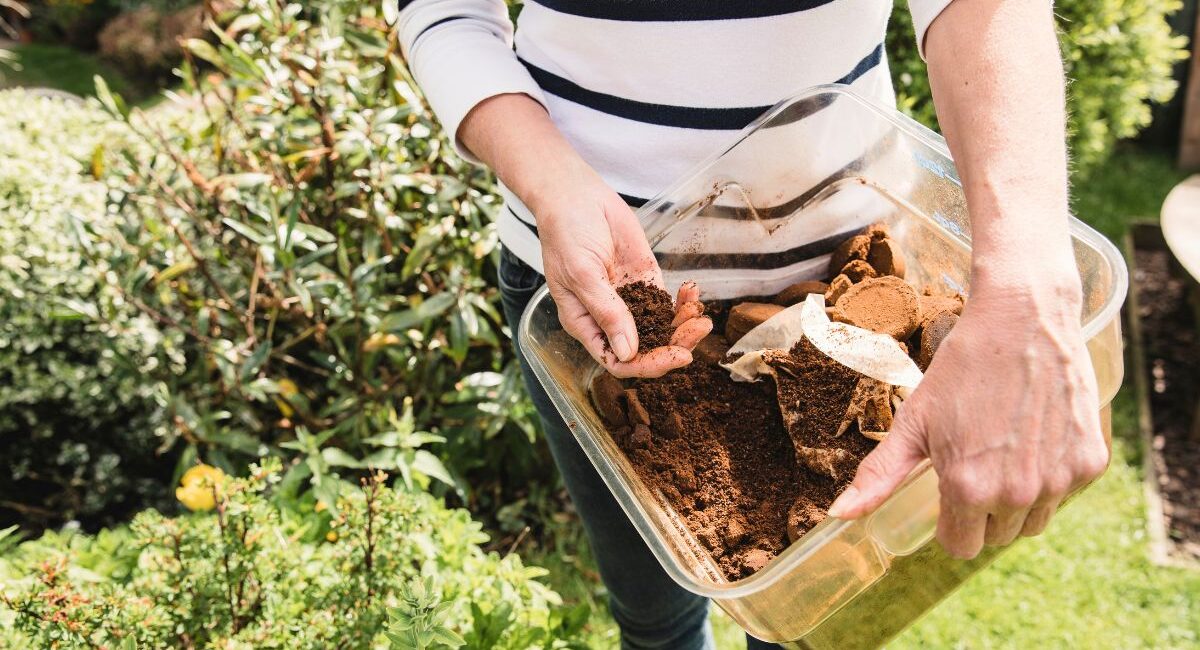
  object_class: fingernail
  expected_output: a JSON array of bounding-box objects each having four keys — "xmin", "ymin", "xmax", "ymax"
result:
[
  {"xmin": 611, "ymin": 332, "xmax": 634, "ymax": 362},
  {"xmin": 827, "ymin": 486, "xmax": 860, "ymax": 519}
]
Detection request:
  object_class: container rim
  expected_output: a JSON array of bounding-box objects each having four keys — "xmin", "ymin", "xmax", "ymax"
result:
[{"xmin": 517, "ymin": 83, "xmax": 1128, "ymax": 599}]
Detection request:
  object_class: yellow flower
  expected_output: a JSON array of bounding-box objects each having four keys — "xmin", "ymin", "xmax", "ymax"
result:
[
  {"xmin": 175, "ymin": 464, "xmax": 226, "ymax": 512},
  {"xmin": 274, "ymin": 378, "xmax": 299, "ymax": 417},
  {"xmin": 314, "ymin": 501, "xmax": 327, "ymax": 513},
  {"xmin": 277, "ymin": 378, "xmax": 299, "ymax": 398},
  {"xmin": 363, "ymin": 332, "xmax": 402, "ymax": 351},
  {"xmin": 326, "ymin": 531, "xmax": 338, "ymax": 542}
]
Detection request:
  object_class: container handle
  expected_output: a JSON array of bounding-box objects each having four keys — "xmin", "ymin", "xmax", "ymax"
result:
[{"xmin": 866, "ymin": 464, "xmax": 939, "ymax": 557}]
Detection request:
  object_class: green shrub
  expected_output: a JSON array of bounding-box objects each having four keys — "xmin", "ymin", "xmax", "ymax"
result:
[
  {"xmin": 0, "ymin": 89, "xmax": 176, "ymax": 530},
  {"xmin": 0, "ymin": 459, "xmax": 589, "ymax": 649},
  {"xmin": 887, "ymin": 0, "xmax": 1188, "ymax": 167},
  {"xmin": 96, "ymin": 4, "xmax": 207, "ymax": 83},
  {"xmin": 25, "ymin": 0, "xmax": 120, "ymax": 49},
  {"xmin": 88, "ymin": 0, "xmax": 545, "ymax": 509}
]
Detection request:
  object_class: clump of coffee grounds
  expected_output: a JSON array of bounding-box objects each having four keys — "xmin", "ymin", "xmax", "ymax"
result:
[
  {"xmin": 770, "ymin": 338, "xmax": 875, "ymax": 462},
  {"xmin": 617, "ymin": 281, "xmax": 675, "ymax": 351}
]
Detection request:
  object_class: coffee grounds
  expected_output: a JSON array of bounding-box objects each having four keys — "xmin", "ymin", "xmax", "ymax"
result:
[
  {"xmin": 834, "ymin": 275, "xmax": 922, "ymax": 341},
  {"xmin": 618, "ymin": 281, "xmax": 676, "ymax": 351},
  {"xmin": 591, "ymin": 227, "xmax": 963, "ymax": 581},
  {"xmin": 612, "ymin": 360, "xmax": 817, "ymax": 580},
  {"xmin": 768, "ymin": 339, "xmax": 876, "ymax": 477},
  {"xmin": 601, "ymin": 333, "xmax": 880, "ymax": 581}
]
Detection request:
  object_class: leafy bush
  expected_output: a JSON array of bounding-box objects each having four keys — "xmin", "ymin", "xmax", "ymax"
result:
[
  {"xmin": 97, "ymin": 4, "xmax": 206, "ymax": 83},
  {"xmin": 0, "ymin": 459, "xmax": 589, "ymax": 649},
  {"xmin": 87, "ymin": 0, "xmax": 545, "ymax": 509},
  {"xmin": 24, "ymin": 0, "xmax": 120, "ymax": 49},
  {"xmin": 0, "ymin": 89, "xmax": 176, "ymax": 530},
  {"xmin": 887, "ymin": 0, "xmax": 1188, "ymax": 167}
]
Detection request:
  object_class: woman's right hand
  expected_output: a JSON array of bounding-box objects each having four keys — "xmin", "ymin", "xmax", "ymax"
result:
[
  {"xmin": 533, "ymin": 160, "xmax": 711, "ymax": 378},
  {"xmin": 459, "ymin": 93, "xmax": 709, "ymax": 377}
]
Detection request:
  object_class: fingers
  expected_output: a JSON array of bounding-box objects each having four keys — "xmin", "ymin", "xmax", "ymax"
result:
[
  {"xmin": 573, "ymin": 277, "xmax": 639, "ymax": 362},
  {"xmin": 670, "ymin": 317, "xmax": 712, "ymax": 349},
  {"xmin": 609, "ymin": 346, "xmax": 694, "ymax": 379},
  {"xmin": 553, "ymin": 287, "xmax": 618, "ymax": 367},
  {"xmin": 984, "ymin": 509, "xmax": 1029, "ymax": 547},
  {"xmin": 1020, "ymin": 500, "xmax": 1059, "ymax": 537},
  {"xmin": 676, "ymin": 280, "xmax": 700, "ymax": 306},
  {"xmin": 672, "ymin": 300, "xmax": 705, "ymax": 327},
  {"xmin": 827, "ymin": 412, "xmax": 927, "ymax": 520},
  {"xmin": 937, "ymin": 496, "xmax": 989, "ymax": 559}
]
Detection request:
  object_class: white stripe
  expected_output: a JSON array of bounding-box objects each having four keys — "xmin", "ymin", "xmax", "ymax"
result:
[
  {"xmin": 516, "ymin": 0, "xmax": 891, "ymax": 108},
  {"xmin": 539, "ymin": 65, "xmax": 894, "ymax": 202}
]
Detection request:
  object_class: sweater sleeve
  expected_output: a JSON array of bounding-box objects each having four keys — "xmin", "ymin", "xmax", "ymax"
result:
[
  {"xmin": 397, "ymin": 0, "xmax": 548, "ymax": 162},
  {"xmin": 907, "ymin": 0, "xmax": 957, "ymax": 60}
]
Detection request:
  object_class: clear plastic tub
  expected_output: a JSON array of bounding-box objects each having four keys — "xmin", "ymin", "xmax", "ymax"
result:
[{"xmin": 517, "ymin": 85, "xmax": 1127, "ymax": 648}]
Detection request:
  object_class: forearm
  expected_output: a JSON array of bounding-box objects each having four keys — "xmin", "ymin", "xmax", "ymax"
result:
[
  {"xmin": 459, "ymin": 93, "xmax": 599, "ymax": 216},
  {"xmin": 925, "ymin": 0, "xmax": 1078, "ymax": 298}
]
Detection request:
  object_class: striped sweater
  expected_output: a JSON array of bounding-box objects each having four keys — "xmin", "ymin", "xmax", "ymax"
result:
[{"xmin": 397, "ymin": 0, "xmax": 954, "ymax": 274}]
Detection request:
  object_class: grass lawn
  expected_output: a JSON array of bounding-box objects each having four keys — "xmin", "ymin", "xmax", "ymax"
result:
[
  {"xmin": 0, "ymin": 43, "xmax": 140, "ymax": 100},
  {"xmin": 534, "ymin": 146, "xmax": 1200, "ymax": 649}
]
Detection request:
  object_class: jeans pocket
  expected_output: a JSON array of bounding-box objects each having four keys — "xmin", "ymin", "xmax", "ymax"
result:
[
  {"xmin": 498, "ymin": 247, "xmax": 544, "ymax": 299},
  {"xmin": 498, "ymin": 247, "xmax": 546, "ymax": 332}
]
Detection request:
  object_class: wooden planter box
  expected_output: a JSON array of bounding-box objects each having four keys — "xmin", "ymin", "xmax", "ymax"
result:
[{"xmin": 1124, "ymin": 221, "xmax": 1200, "ymax": 569}]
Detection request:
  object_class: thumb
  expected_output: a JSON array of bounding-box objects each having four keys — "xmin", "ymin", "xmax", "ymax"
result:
[{"xmin": 827, "ymin": 407, "xmax": 927, "ymax": 520}]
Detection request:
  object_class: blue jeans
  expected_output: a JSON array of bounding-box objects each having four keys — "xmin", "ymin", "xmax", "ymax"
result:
[{"xmin": 498, "ymin": 247, "xmax": 781, "ymax": 650}]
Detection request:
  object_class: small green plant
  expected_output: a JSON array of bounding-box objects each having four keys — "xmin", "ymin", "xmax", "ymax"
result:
[
  {"xmin": 887, "ymin": 0, "xmax": 1188, "ymax": 168},
  {"xmin": 0, "ymin": 460, "xmax": 588, "ymax": 649}
]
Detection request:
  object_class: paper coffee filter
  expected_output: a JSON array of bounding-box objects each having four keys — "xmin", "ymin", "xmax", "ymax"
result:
[{"xmin": 721, "ymin": 293, "xmax": 923, "ymax": 388}]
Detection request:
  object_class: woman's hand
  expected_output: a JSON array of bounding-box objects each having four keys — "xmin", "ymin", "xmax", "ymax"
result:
[
  {"xmin": 458, "ymin": 93, "xmax": 710, "ymax": 378},
  {"xmin": 828, "ymin": 273, "xmax": 1109, "ymax": 558},
  {"xmin": 534, "ymin": 163, "xmax": 711, "ymax": 378}
]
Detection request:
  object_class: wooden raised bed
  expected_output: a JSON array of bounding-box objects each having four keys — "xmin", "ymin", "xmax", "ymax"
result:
[{"xmin": 1125, "ymin": 220, "xmax": 1200, "ymax": 569}]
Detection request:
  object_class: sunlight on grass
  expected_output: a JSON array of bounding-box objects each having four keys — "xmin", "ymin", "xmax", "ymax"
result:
[{"xmin": 0, "ymin": 43, "xmax": 136, "ymax": 100}]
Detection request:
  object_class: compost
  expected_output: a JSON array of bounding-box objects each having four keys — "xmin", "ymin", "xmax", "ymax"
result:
[
  {"xmin": 593, "ymin": 225, "xmax": 963, "ymax": 580},
  {"xmin": 1133, "ymin": 246, "xmax": 1200, "ymax": 560}
]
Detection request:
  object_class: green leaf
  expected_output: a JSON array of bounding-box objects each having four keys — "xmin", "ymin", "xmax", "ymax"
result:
[
  {"xmin": 222, "ymin": 218, "xmax": 272, "ymax": 245},
  {"xmin": 293, "ymin": 223, "xmax": 337, "ymax": 243},
  {"xmin": 430, "ymin": 628, "xmax": 465, "ymax": 648},
  {"xmin": 412, "ymin": 450, "xmax": 455, "ymax": 489},
  {"xmin": 93, "ymin": 75, "xmax": 129, "ymax": 120},
  {"xmin": 241, "ymin": 342, "xmax": 272, "ymax": 381},
  {"xmin": 214, "ymin": 172, "xmax": 273, "ymax": 188},
  {"xmin": 155, "ymin": 260, "xmax": 195, "ymax": 284},
  {"xmin": 352, "ymin": 255, "xmax": 393, "ymax": 284},
  {"xmin": 182, "ymin": 39, "xmax": 224, "ymax": 67},
  {"xmin": 382, "ymin": 293, "xmax": 456, "ymax": 332},
  {"xmin": 321, "ymin": 447, "xmax": 362, "ymax": 468}
]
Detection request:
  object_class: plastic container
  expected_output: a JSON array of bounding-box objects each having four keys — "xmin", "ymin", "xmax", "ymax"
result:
[{"xmin": 517, "ymin": 85, "xmax": 1127, "ymax": 648}]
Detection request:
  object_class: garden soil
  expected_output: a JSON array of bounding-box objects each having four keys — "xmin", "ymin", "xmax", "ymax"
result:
[{"xmin": 1133, "ymin": 247, "xmax": 1200, "ymax": 560}]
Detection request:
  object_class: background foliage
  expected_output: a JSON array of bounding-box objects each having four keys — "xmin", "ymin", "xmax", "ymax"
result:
[
  {"xmin": 84, "ymin": 0, "xmax": 548, "ymax": 515},
  {"xmin": 887, "ymin": 0, "xmax": 1188, "ymax": 168},
  {"xmin": 0, "ymin": 0, "xmax": 1196, "ymax": 646},
  {"xmin": 0, "ymin": 90, "xmax": 175, "ymax": 530},
  {"xmin": 0, "ymin": 460, "xmax": 589, "ymax": 649}
]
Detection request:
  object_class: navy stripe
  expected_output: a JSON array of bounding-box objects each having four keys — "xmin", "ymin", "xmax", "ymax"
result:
[
  {"xmin": 656, "ymin": 229, "xmax": 853, "ymax": 271},
  {"xmin": 834, "ymin": 42, "xmax": 884, "ymax": 86},
  {"xmin": 618, "ymin": 193, "xmax": 648, "ymax": 208},
  {"xmin": 528, "ymin": 0, "xmax": 837, "ymax": 21},
  {"xmin": 412, "ymin": 15, "xmax": 469, "ymax": 46},
  {"xmin": 509, "ymin": 207, "xmax": 539, "ymax": 236},
  {"xmin": 519, "ymin": 42, "xmax": 883, "ymax": 130}
]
